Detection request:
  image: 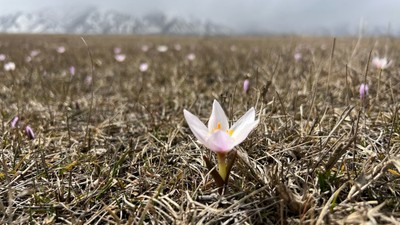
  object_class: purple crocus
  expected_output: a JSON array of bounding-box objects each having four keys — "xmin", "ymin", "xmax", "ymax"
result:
[
  {"xmin": 10, "ymin": 116, "xmax": 18, "ymax": 128},
  {"xmin": 69, "ymin": 66, "xmax": 75, "ymax": 76},
  {"xmin": 25, "ymin": 126, "xmax": 35, "ymax": 140},
  {"xmin": 243, "ymin": 79, "xmax": 250, "ymax": 94},
  {"xmin": 360, "ymin": 83, "xmax": 369, "ymax": 100}
]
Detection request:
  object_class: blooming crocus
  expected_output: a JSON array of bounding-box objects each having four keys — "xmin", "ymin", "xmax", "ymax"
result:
[
  {"xmin": 0, "ymin": 54, "xmax": 5, "ymax": 61},
  {"xmin": 56, "ymin": 46, "xmax": 66, "ymax": 54},
  {"xmin": 372, "ymin": 57, "xmax": 392, "ymax": 70},
  {"xmin": 183, "ymin": 100, "xmax": 259, "ymax": 180},
  {"xmin": 4, "ymin": 62, "xmax": 15, "ymax": 71},
  {"xmin": 174, "ymin": 44, "xmax": 182, "ymax": 51},
  {"xmin": 157, "ymin": 45, "xmax": 168, "ymax": 53},
  {"xmin": 139, "ymin": 62, "xmax": 148, "ymax": 72},
  {"xmin": 141, "ymin": 45, "xmax": 149, "ymax": 52},
  {"xmin": 360, "ymin": 83, "xmax": 369, "ymax": 100},
  {"xmin": 10, "ymin": 116, "xmax": 18, "ymax": 128},
  {"xmin": 294, "ymin": 52, "xmax": 302, "ymax": 62},
  {"xmin": 243, "ymin": 79, "xmax": 250, "ymax": 94},
  {"xmin": 187, "ymin": 53, "xmax": 196, "ymax": 61},
  {"xmin": 30, "ymin": 50, "xmax": 40, "ymax": 57},
  {"xmin": 69, "ymin": 66, "xmax": 75, "ymax": 76},
  {"xmin": 25, "ymin": 126, "xmax": 35, "ymax": 140},
  {"xmin": 85, "ymin": 75, "xmax": 93, "ymax": 85},
  {"xmin": 114, "ymin": 54, "xmax": 126, "ymax": 62},
  {"xmin": 113, "ymin": 47, "xmax": 122, "ymax": 54}
]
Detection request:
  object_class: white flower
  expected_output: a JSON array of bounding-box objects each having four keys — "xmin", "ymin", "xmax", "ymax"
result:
[
  {"xmin": 114, "ymin": 54, "xmax": 126, "ymax": 62},
  {"xmin": 372, "ymin": 57, "xmax": 392, "ymax": 70},
  {"xmin": 187, "ymin": 53, "xmax": 196, "ymax": 61},
  {"xmin": 139, "ymin": 63, "xmax": 148, "ymax": 72},
  {"xmin": 57, "ymin": 46, "xmax": 66, "ymax": 54},
  {"xmin": 183, "ymin": 100, "xmax": 259, "ymax": 153},
  {"xmin": 157, "ymin": 45, "xmax": 168, "ymax": 52},
  {"xmin": 0, "ymin": 54, "xmax": 5, "ymax": 61},
  {"xmin": 141, "ymin": 45, "xmax": 149, "ymax": 52},
  {"xmin": 4, "ymin": 62, "xmax": 15, "ymax": 71},
  {"xmin": 294, "ymin": 52, "xmax": 302, "ymax": 62}
]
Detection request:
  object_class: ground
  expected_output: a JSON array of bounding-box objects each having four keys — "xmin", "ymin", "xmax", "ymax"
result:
[{"xmin": 0, "ymin": 34, "xmax": 400, "ymax": 224}]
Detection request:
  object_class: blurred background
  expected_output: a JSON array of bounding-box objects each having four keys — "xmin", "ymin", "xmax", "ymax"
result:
[{"xmin": 0, "ymin": 0, "xmax": 398, "ymax": 36}]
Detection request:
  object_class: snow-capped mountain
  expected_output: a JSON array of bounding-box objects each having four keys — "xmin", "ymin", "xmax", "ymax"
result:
[{"xmin": 0, "ymin": 7, "xmax": 233, "ymax": 35}]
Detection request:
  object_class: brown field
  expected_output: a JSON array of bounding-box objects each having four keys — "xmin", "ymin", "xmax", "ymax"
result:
[{"xmin": 0, "ymin": 34, "xmax": 400, "ymax": 224}]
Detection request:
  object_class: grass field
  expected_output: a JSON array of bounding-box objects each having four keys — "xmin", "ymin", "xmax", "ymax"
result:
[{"xmin": 0, "ymin": 34, "xmax": 400, "ymax": 224}]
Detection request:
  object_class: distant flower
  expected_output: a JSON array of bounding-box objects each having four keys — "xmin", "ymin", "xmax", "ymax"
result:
[
  {"xmin": 85, "ymin": 75, "xmax": 92, "ymax": 85},
  {"xmin": 294, "ymin": 52, "xmax": 302, "ymax": 62},
  {"xmin": 0, "ymin": 54, "xmax": 5, "ymax": 61},
  {"xmin": 372, "ymin": 57, "xmax": 392, "ymax": 70},
  {"xmin": 187, "ymin": 53, "xmax": 196, "ymax": 61},
  {"xmin": 360, "ymin": 83, "xmax": 369, "ymax": 100},
  {"xmin": 230, "ymin": 45, "xmax": 237, "ymax": 52},
  {"xmin": 30, "ymin": 50, "xmax": 40, "ymax": 57},
  {"xmin": 141, "ymin": 45, "xmax": 149, "ymax": 52},
  {"xmin": 139, "ymin": 62, "xmax": 149, "ymax": 72},
  {"xmin": 113, "ymin": 47, "xmax": 122, "ymax": 54},
  {"xmin": 174, "ymin": 44, "xmax": 182, "ymax": 51},
  {"xmin": 157, "ymin": 45, "xmax": 168, "ymax": 53},
  {"xmin": 4, "ymin": 62, "xmax": 15, "ymax": 71},
  {"xmin": 25, "ymin": 126, "xmax": 35, "ymax": 140},
  {"xmin": 69, "ymin": 66, "xmax": 75, "ymax": 76},
  {"xmin": 183, "ymin": 100, "xmax": 259, "ymax": 154},
  {"xmin": 10, "ymin": 116, "xmax": 18, "ymax": 128},
  {"xmin": 56, "ymin": 46, "xmax": 66, "ymax": 54},
  {"xmin": 114, "ymin": 54, "xmax": 126, "ymax": 62},
  {"xmin": 243, "ymin": 79, "xmax": 250, "ymax": 94}
]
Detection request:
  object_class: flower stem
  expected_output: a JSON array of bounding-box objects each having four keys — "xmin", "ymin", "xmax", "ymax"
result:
[{"xmin": 217, "ymin": 153, "xmax": 227, "ymax": 181}]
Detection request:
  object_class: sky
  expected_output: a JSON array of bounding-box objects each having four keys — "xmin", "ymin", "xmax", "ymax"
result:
[{"xmin": 0, "ymin": 0, "xmax": 399, "ymax": 35}]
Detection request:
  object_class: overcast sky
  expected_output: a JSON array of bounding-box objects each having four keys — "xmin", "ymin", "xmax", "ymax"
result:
[{"xmin": 0, "ymin": 0, "xmax": 399, "ymax": 35}]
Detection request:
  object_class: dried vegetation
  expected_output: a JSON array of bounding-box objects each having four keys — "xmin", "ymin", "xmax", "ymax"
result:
[{"xmin": 0, "ymin": 34, "xmax": 400, "ymax": 224}]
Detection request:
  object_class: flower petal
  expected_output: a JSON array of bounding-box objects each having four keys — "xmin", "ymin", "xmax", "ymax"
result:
[
  {"xmin": 206, "ymin": 130, "xmax": 235, "ymax": 153},
  {"xmin": 232, "ymin": 120, "xmax": 259, "ymax": 146},
  {"xmin": 231, "ymin": 107, "xmax": 256, "ymax": 132},
  {"xmin": 183, "ymin": 110, "xmax": 209, "ymax": 145},
  {"xmin": 230, "ymin": 108, "xmax": 259, "ymax": 145},
  {"xmin": 208, "ymin": 100, "xmax": 229, "ymax": 132}
]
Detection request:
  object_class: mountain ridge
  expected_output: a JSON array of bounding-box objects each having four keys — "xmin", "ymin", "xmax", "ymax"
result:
[{"xmin": 0, "ymin": 7, "xmax": 233, "ymax": 35}]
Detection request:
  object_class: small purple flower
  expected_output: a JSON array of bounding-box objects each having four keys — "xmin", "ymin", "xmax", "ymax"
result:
[
  {"xmin": 0, "ymin": 54, "xmax": 5, "ymax": 61},
  {"xmin": 69, "ymin": 66, "xmax": 75, "ymax": 76},
  {"xmin": 10, "ymin": 116, "xmax": 18, "ymax": 128},
  {"xmin": 113, "ymin": 47, "xmax": 122, "ymax": 54},
  {"xmin": 25, "ymin": 126, "xmax": 35, "ymax": 140},
  {"xmin": 294, "ymin": 52, "xmax": 302, "ymax": 62},
  {"xmin": 360, "ymin": 83, "xmax": 369, "ymax": 100},
  {"xmin": 243, "ymin": 79, "xmax": 250, "ymax": 94}
]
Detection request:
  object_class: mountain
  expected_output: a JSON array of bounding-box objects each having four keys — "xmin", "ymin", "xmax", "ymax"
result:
[{"xmin": 0, "ymin": 7, "xmax": 233, "ymax": 35}]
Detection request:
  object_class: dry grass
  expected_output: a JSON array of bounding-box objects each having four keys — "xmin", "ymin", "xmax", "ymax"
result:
[{"xmin": 0, "ymin": 34, "xmax": 400, "ymax": 224}]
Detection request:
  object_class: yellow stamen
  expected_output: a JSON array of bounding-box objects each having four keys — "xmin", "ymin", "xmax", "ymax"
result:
[
  {"xmin": 217, "ymin": 122, "xmax": 221, "ymax": 129},
  {"xmin": 228, "ymin": 129, "xmax": 233, "ymax": 136}
]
